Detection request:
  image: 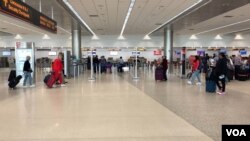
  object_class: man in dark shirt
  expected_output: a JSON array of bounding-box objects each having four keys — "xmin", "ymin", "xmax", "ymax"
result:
[
  {"xmin": 23, "ymin": 56, "xmax": 33, "ymax": 87},
  {"xmin": 215, "ymin": 53, "xmax": 228, "ymax": 95}
]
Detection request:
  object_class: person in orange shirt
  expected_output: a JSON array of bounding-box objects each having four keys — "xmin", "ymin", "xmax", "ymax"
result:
[{"xmin": 52, "ymin": 52, "xmax": 65, "ymax": 87}]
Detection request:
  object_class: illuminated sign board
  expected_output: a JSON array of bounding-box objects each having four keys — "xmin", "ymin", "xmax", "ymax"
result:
[{"xmin": 0, "ymin": 0, "xmax": 57, "ymax": 33}]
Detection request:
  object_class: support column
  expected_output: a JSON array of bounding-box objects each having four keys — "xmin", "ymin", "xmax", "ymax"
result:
[
  {"xmin": 164, "ymin": 25, "xmax": 174, "ymax": 73},
  {"xmin": 71, "ymin": 20, "xmax": 82, "ymax": 60}
]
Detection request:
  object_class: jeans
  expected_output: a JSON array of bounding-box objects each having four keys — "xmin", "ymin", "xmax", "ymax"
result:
[
  {"xmin": 190, "ymin": 70, "xmax": 201, "ymax": 84},
  {"xmin": 23, "ymin": 71, "xmax": 32, "ymax": 86}
]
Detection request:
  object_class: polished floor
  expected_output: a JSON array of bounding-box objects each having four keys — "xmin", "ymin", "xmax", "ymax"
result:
[{"xmin": 0, "ymin": 68, "xmax": 249, "ymax": 141}]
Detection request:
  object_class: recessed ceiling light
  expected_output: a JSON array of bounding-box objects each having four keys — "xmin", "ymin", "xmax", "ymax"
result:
[
  {"xmin": 235, "ymin": 34, "xmax": 243, "ymax": 40},
  {"xmin": 14, "ymin": 34, "xmax": 23, "ymax": 40},
  {"xmin": 89, "ymin": 15, "xmax": 99, "ymax": 17},
  {"xmin": 224, "ymin": 15, "xmax": 233, "ymax": 18},
  {"xmin": 215, "ymin": 34, "xmax": 223, "ymax": 40},
  {"xmin": 92, "ymin": 35, "xmax": 99, "ymax": 40},
  {"xmin": 190, "ymin": 34, "xmax": 198, "ymax": 40},
  {"xmin": 143, "ymin": 35, "xmax": 151, "ymax": 40},
  {"xmin": 118, "ymin": 35, "xmax": 125, "ymax": 40},
  {"xmin": 42, "ymin": 34, "xmax": 50, "ymax": 40}
]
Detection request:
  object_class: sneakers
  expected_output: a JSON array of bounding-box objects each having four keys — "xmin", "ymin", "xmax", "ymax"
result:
[
  {"xmin": 218, "ymin": 92, "xmax": 226, "ymax": 95},
  {"xmin": 60, "ymin": 84, "xmax": 66, "ymax": 87},
  {"xmin": 196, "ymin": 82, "xmax": 202, "ymax": 85},
  {"xmin": 216, "ymin": 89, "xmax": 222, "ymax": 94},
  {"xmin": 30, "ymin": 85, "xmax": 35, "ymax": 88},
  {"xmin": 187, "ymin": 81, "xmax": 193, "ymax": 85}
]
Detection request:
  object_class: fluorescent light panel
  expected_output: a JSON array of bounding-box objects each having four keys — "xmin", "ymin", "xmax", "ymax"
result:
[
  {"xmin": 146, "ymin": 0, "xmax": 203, "ymax": 36},
  {"xmin": 223, "ymin": 27, "xmax": 250, "ymax": 35},
  {"xmin": 57, "ymin": 26, "xmax": 71, "ymax": 34},
  {"xmin": 196, "ymin": 18, "xmax": 250, "ymax": 35},
  {"xmin": 62, "ymin": 0, "xmax": 97, "ymax": 38},
  {"xmin": 120, "ymin": 0, "xmax": 136, "ymax": 37}
]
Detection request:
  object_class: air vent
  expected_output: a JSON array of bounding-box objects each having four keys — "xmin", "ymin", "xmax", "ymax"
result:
[
  {"xmin": 97, "ymin": 29, "xmax": 103, "ymax": 31},
  {"xmin": 224, "ymin": 15, "xmax": 233, "ymax": 18},
  {"xmin": 1, "ymin": 28, "xmax": 7, "ymax": 30},
  {"xmin": 89, "ymin": 15, "xmax": 99, "ymax": 18},
  {"xmin": 155, "ymin": 23, "xmax": 162, "ymax": 25},
  {"xmin": 189, "ymin": 29, "xmax": 195, "ymax": 31}
]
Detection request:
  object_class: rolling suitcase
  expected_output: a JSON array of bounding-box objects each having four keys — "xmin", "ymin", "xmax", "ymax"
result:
[
  {"xmin": 237, "ymin": 67, "xmax": 249, "ymax": 81},
  {"xmin": 238, "ymin": 74, "xmax": 249, "ymax": 81},
  {"xmin": 8, "ymin": 75, "xmax": 22, "ymax": 88},
  {"xmin": 206, "ymin": 80, "xmax": 216, "ymax": 93},
  {"xmin": 44, "ymin": 74, "xmax": 56, "ymax": 88},
  {"xmin": 44, "ymin": 74, "xmax": 51, "ymax": 84},
  {"xmin": 8, "ymin": 70, "xmax": 16, "ymax": 82},
  {"xmin": 155, "ymin": 67, "xmax": 164, "ymax": 81}
]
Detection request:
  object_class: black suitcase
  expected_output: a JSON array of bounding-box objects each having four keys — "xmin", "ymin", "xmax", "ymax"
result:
[
  {"xmin": 8, "ymin": 70, "xmax": 16, "ymax": 82},
  {"xmin": 8, "ymin": 75, "xmax": 22, "ymax": 88}
]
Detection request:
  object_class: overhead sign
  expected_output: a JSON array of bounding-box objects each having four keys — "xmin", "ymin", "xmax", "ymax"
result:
[
  {"xmin": 0, "ymin": 0, "xmax": 57, "ymax": 33},
  {"xmin": 154, "ymin": 50, "xmax": 162, "ymax": 55},
  {"xmin": 239, "ymin": 50, "xmax": 247, "ymax": 55}
]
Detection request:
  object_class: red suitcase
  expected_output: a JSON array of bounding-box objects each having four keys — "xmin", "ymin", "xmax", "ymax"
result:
[
  {"xmin": 46, "ymin": 74, "xmax": 57, "ymax": 88},
  {"xmin": 155, "ymin": 67, "xmax": 164, "ymax": 81}
]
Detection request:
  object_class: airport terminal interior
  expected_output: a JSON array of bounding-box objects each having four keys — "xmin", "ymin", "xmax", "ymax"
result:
[{"xmin": 0, "ymin": 0, "xmax": 250, "ymax": 141}]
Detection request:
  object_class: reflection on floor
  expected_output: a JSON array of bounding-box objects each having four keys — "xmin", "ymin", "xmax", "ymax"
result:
[
  {"xmin": 0, "ymin": 68, "xmax": 213, "ymax": 141},
  {"xmin": 121, "ymin": 69, "xmax": 250, "ymax": 141}
]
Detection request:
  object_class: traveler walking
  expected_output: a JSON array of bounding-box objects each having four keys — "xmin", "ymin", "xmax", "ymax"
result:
[
  {"xmin": 215, "ymin": 53, "xmax": 228, "ymax": 95},
  {"xmin": 52, "ymin": 52, "xmax": 65, "ymax": 87},
  {"xmin": 23, "ymin": 56, "xmax": 33, "ymax": 87},
  {"xmin": 187, "ymin": 56, "xmax": 202, "ymax": 85},
  {"xmin": 161, "ymin": 56, "xmax": 168, "ymax": 81}
]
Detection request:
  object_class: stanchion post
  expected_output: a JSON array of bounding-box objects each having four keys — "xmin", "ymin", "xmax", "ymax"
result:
[{"xmin": 88, "ymin": 48, "xmax": 95, "ymax": 81}]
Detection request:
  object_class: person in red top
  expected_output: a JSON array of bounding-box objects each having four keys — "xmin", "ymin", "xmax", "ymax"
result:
[
  {"xmin": 52, "ymin": 52, "xmax": 65, "ymax": 87},
  {"xmin": 188, "ymin": 56, "xmax": 202, "ymax": 85}
]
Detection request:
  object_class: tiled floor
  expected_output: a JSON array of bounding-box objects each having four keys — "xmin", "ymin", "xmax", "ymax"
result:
[
  {"xmin": 0, "ymin": 68, "xmax": 213, "ymax": 141},
  {"xmin": 122, "ymin": 69, "xmax": 250, "ymax": 141}
]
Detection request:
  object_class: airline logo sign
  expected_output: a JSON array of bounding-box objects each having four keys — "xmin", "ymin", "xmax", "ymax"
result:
[{"xmin": 0, "ymin": 0, "xmax": 57, "ymax": 33}]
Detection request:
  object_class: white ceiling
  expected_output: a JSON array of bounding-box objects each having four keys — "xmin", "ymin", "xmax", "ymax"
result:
[
  {"xmin": 1, "ymin": 0, "xmax": 250, "ymax": 39},
  {"xmin": 176, "ymin": 3, "xmax": 250, "ymax": 36},
  {"xmin": 68, "ymin": 0, "xmax": 200, "ymax": 35}
]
